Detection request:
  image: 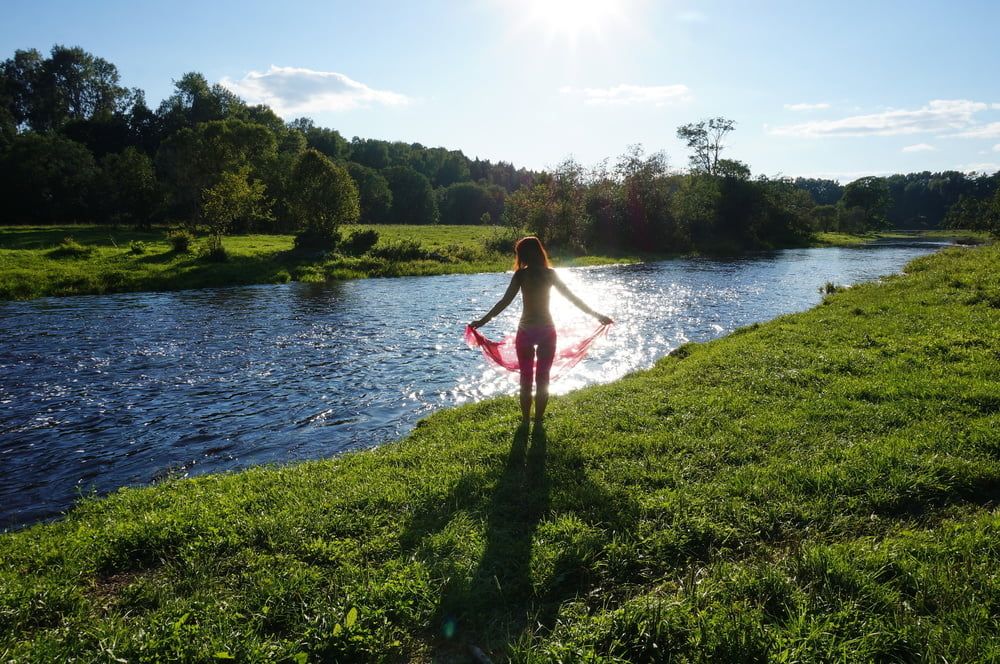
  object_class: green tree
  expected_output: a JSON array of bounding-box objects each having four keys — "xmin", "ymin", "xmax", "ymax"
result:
[
  {"xmin": 97, "ymin": 147, "xmax": 163, "ymax": 227},
  {"xmin": 383, "ymin": 166, "xmax": 438, "ymax": 224},
  {"xmin": 156, "ymin": 118, "xmax": 278, "ymax": 222},
  {"xmin": 614, "ymin": 145, "xmax": 676, "ymax": 250},
  {"xmin": 0, "ymin": 48, "xmax": 43, "ymax": 131},
  {"xmin": 349, "ymin": 137, "xmax": 390, "ymax": 170},
  {"xmin": 2, "ymin": 46, "xmax": 129, "ymax": 132},
  {"xmin": 504, "ymin": 160, "xmax": 587, "ymax": 249},
  {"xmin": 437, "ymin": 181, "xmax": 501, "ymax": 225},
  {"xmin": 671, "ymin": 174, "xmax": 719, "ymax": 247},
  {"xmin": 676, "ymin": 117, "xmax": 736, "ymax": 175},
  {"xmin": 201, "ymin": 167, "xmax": 268, "ymax": 247},
  {"xmin": 0, "ymin": 132, "xmax": 98, "ymax": 223},
  {"xmin": 347, "ymin": 163, "xmax": 393, "ymax": 224},
  {"xmin": 812, "ymin": 204, "xmax": 839, "ymax": 231},
  {"xmin": 291, "ymin": 117, "xmax": 350, "ymax": 161},
  {"xmin": 793, "ymin": 177, "xmax": 844, "ymax": 206},
  {"xmin": 157, "ymin": 72, "xmax": 244, "ymax": 134},
  {"xmin": 288, "ymin": 148, "xmax": 360, "ymax": 248},
  {"xmin": 840, "ymin": 176, "xmax": 890, "ymax": 230}
]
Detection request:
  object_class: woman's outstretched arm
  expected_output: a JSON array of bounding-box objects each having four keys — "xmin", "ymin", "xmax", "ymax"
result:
[
  {"xmin": 470, "ymin": 272, "xmax": 521, "ymax": 328},
  {"xmin": 552, "ymin": 271, "xmax": 614, "ymax": 325}
]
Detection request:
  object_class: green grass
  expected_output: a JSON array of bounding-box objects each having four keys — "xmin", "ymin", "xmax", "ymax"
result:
[
  {"xmin": 812, "ymin": 231, "xmax": 877, "ymax": 246},
  {"xmin": 814, "ymin": 229, "xmax": 991, "ymax": 247},
  {"xmin": 0, "ymin": 225, "xmax": 637, "ymax": 300},
  {"xmin": 2, "ymin": 242, "xmax": 999, "ymax": 661}
]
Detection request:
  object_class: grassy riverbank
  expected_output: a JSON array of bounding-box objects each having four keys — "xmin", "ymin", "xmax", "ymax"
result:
[
  {"xmin": 813, "ymin": 229, "xmax": 990, "ymax": 247},
  {"xmin": 3, "ymin": 225, "xmax": 987, "ymax": 301},
  {"xmin": 0, "ymin": 225, "xmax": 638, "ymax": 301},
  {"xmin": 2, "ymin": 243, "xmax": 998, "ymax": 661}
]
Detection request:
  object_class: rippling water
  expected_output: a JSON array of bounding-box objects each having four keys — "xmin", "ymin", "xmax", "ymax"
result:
[{"xmin": 0, "ymin": 239, "xmax": 953, "ymax": 528}]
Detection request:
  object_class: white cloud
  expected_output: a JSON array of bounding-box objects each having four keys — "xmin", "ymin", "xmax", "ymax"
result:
[
  {"xmin": 994, "ymin": 144, "xmax": 1000, "ymax": 152},
  {"xmin": 559, "ymin": 83, "xmax": 692, "ymax": 106},
  {"xmin": 955, "ymin": 162, "xmax": 1000, "ymax": 174},
  {"xmin": 771, "ymin": 99, "xmax": 988, "ymax": 137},
  {"xmin": 901, "ymin": 143, "xmax": 936, "ymax": 153},
  {"xmin": 949, "ymin": 122, "xmax": 1000, "ymax": 139},
  {"xmin": 784, "ymin": 102, "xmax": 830, "ymax": 111},
  {"xmin": 220, "ymin": 65, "xmax": 410, "ymax": 116}
]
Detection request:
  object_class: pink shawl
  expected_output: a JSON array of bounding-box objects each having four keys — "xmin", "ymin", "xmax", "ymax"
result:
[{"xmin": 464, "ymin": 323, "xmax": 611, "ymax": 379}]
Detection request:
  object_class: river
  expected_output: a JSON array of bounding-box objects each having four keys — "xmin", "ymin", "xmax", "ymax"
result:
[{"xmin": 0, "ymin": 238, "xmax": 955, "ymax": 529}]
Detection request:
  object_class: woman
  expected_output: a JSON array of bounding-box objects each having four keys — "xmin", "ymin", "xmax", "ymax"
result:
[{"xmin": 470, "ymin": 237, "xmax": 613, "ymax": 427}]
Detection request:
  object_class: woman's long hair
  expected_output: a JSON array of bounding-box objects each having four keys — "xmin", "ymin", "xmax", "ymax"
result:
[{"xmin": 513, "ymin": 236, "xmax": 551, "ymax": 270}]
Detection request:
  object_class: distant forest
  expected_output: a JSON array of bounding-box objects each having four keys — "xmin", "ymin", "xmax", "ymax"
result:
[{"xmin": 2, "ymin": 45, "xmax": 998, "ymax": 253}]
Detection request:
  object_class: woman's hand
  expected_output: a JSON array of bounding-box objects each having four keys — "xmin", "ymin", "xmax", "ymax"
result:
[{"xmin": 597, "ymin": 314, "xmax": 614, "ymax": 326}]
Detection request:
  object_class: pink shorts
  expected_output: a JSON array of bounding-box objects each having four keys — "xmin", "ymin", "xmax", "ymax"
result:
[{"xmin": 515, "ymin": 325, "xmax": 557, "ymax": 384}]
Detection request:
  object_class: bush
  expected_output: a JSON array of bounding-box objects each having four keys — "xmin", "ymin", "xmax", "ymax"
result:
[
  {"xmin": 341, "ymin": 229, "xmax": 380, "ymax": 256},
  {"xmin": 482, "ymin": 227, "xmax": 521, "ymax": 254},
  {"xmin": 369, "ymin": 239, "xmax": 430, "ymax": 261},
  {"xmin": 167, "ymin": 229, "xmax": 194, "ymax": 253},
  {"xmin": 294, "ymin": 227, "xmax": 341, "ymax": 252},
  {"xmin": 200, "ymin": 235, "xmax": 228, "ymax": 262},
  {"xmin": 433, "ymin": 243, "xmax": 484, "ymax": 263},
  {"xmin": 47, "ymin": 237, "xmax": 93, "ymax": 259},
  {"xmin": 128, "ymin": 241, "xmax": 146, "ymax": 255}
]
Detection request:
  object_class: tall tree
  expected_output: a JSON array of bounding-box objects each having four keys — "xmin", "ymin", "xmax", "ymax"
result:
[
  {"xmin": 1, "ymin": 46, "xmax": 128, "ymax": 132},
  {"xmin": 155, "ymin": 118, "xmax": 278, "ymax": 222},
  {"xmin": 97, "ymin": 147, "xmax": 163, "ymax": 227},
  {"xmin": 0, "ymin": 132, "xmax": 98, "ymax": 223},
  {"xmin": 288, "ymin": 149, "xmax": 360, "ymax": 248},
  {"xmin": 201, "ymin": 167, "xmax": 268, "ymax": 245},
  {"xmin": 676, "ymin": 117, "xmax": 736, "ymax": 175},
  {"xmin": 0, "ymin": 48, "xmax": 43, "ymax": 130},
  {"xmin": 841, "ymin": 176, "xmax": 891, "ymax": 230},
  {"xmin": 437, "ymin": 181, "xmax": 503, "ymax": 225},
  {"xmin": 347, "ymin": 163, "xmax": 393, "ymax": 224},
  {"xmin": 157, "ymin": 72, "xmax": 244, "ymax": 134},
  {"xmin": 383, "ymin": 166, "xmax": 438, "ymax": 224}
]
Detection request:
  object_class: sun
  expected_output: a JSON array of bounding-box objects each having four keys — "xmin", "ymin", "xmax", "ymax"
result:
[{"xmin": 513, "ymin": 0, "xmax": 630, "ymax": 46}]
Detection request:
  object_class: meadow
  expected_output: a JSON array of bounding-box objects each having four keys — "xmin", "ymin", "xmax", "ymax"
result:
[{"xmin": 1, "ymin": 241, "xmax": 997, "ymax": 661}]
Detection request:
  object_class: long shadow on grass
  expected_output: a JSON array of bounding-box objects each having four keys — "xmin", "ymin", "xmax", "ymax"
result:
[{"xmin": 402, "ymin": 424, "xmax": 637, "ymax": 653}]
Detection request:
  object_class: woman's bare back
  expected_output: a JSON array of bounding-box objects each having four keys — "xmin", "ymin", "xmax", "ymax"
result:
[{"xmin": 517, "ymin": 267, "xmax": 554, "ymax": 328}]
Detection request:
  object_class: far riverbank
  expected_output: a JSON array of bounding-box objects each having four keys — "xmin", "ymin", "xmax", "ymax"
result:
[{"xmin": 0, "ymin": 225, "xmax": 987, "ymax": 301}]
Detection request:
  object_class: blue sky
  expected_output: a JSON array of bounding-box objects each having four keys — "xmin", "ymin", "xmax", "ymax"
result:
[{"xmin": 4, "ymin": 0, "xmax": 1000, "ymax": 180}]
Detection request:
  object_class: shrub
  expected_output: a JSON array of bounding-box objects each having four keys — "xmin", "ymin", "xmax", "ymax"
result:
[
  {"xmin": 294, "ymin": 227, "xmax": 341, "ymax": 252},
  {"xmin": 200, "ymin": 235, "xmax": 228, "ymax": 262},
  {"xmin": 341, "ymin": 229, "xmax": 380, "ymax": 256},
  {"xmin": 434, "ymin": 243, "xmax": 484, "ymax": 263},
  {"xmin": 47, "ymin": 237, "xmax": 93, "ymax": 259},
  {"xmin": 128, "ymin": 241, "xmax": 146, "ymax": 255},
  {"xmin": 167, "ymin": 229, "xmax": 194, "ymax": 253},
  {"xmin": 370, "ymin": 239, "xmax": 430, "ymax": 262},
  {"xmin": 482, "ymin": 227, "xmax": 521, "ymax": 254}
]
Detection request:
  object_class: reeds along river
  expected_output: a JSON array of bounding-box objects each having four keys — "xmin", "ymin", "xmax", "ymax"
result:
[{"xmin": 0, "ymin": 238, "xmax": 955, "ymax": 529}]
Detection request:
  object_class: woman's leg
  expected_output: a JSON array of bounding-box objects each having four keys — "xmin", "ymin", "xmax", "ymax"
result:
[
  {"xmin": 515, "ymin": 333, "xmax": 535, "ymax": 423},
  {"xmin": 533, "ymin": 331, "xmax": 557, "ymax": 422}
]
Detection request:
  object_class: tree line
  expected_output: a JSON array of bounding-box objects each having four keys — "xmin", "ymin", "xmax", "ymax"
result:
[
  {"xmin": 0, "ymin": 45, "xmax": 534, "ymax": 249},
  {"xmin": 1, "ymin": 45, "xmax": 997, "ymax": 255}
]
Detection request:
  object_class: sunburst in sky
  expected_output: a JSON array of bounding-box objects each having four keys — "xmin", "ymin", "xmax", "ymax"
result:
[{"xmin": 504, "ymin": 0, "xmax": 634, "ymax": 48}]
